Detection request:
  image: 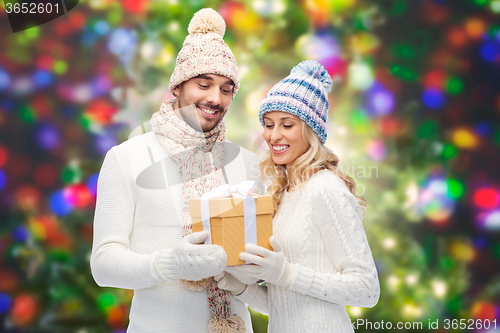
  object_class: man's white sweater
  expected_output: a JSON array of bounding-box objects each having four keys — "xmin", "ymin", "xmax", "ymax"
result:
[{"xmin": 90, "ymin": 131, "xmax": 265, "ymax": 332}]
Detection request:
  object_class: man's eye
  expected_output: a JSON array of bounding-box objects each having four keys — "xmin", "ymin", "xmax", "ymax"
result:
[{"xmin": 199, "ymin": 84, "xmax": 209, "ymax": 89}]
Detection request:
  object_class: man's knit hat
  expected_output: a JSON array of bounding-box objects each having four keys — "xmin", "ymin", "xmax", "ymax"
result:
[
  {"xmin": 169, "ymin": 8, "xmax": 240, "ymax": 96},
  {"xmin": 259, "ymin": 60, "xmax": 332, "ymax": 144}
]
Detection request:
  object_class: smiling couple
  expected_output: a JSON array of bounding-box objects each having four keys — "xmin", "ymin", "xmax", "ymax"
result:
[{"xmin": 90, "ymin": 8, "xmax": 379, "ymax": 333}]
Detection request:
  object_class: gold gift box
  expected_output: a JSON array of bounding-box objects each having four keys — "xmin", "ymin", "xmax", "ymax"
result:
[{"xmin": 189, "ymin": 195, "xmax": 273, "ymax": 266}]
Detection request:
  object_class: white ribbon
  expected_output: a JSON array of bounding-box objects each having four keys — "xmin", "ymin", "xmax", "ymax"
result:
[{"xmin": 200, "ymin": 181, "xmax": 258, "ymax": 248}]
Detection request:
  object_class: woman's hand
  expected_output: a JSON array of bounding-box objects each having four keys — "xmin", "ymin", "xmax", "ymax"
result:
[{"xmin": 238, "ymin": 236, "xmax": 296, "ymax": 287}]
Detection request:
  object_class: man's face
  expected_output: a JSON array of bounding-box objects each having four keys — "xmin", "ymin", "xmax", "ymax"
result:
[{"xmin": 172, "ymin": 74, "xmax": 235, "ymax": 132}]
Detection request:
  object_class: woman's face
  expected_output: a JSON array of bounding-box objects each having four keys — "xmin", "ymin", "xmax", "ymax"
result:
[{"xmin": 263, "ymin": 111, "xmax": 310, "ymax": 168}]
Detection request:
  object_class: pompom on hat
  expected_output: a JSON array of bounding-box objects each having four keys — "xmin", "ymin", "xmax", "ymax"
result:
[
  {"xmin": 169, "ymin": 8, "xmax": 240, "ymax": 96},
  {"xmin": 259, "ymin": 60, "xmax": 332, "ymax": 143}
]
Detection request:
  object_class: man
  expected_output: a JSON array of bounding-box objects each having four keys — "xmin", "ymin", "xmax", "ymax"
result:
[{"xmin": 90, "ymin": 8, "xmax": 264, "ymax": 333}]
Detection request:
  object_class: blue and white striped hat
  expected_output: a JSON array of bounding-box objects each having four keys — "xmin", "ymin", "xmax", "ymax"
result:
[{"xmin": 258, "ymin": 60, "xmax": 332, "ymax": 144}]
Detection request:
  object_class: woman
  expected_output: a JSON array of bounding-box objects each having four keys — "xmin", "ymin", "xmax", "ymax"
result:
[{"xmin": 215, "ymin": 60, "xmax": 380, "ymax": 333}]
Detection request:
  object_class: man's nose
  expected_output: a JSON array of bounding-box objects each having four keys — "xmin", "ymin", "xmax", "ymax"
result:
[{"xmin": 206, "ymin": 87, "xmax": 221, "ymax": 106}]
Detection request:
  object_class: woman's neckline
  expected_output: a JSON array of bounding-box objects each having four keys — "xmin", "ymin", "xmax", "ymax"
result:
[{"xmin": 285, "ymin": 168, "xmax": 329, "ymax": 193}]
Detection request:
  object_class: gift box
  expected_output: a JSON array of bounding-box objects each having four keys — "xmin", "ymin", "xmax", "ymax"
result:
[{"xmin": 189, "ymin": 194, "xmax": 273, "ymax": 266}]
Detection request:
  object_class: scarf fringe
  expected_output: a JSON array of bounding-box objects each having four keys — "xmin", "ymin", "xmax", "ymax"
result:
[
  {"xmin": 207, "ymin": 315, "xmax": 246, "ymax": 333},
  {"xmin": 180, "ymin": 277, "xmax": 213, "ymax": 291}
]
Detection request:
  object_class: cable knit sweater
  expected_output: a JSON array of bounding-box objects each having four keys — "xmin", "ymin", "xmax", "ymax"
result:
[
  {"xmin": 90, "ymin": 130, "xmax": 265, "ymax": 333},
  {"xmin": 235, "ymin": 169, "xmax": 380, "ymax": 333}
]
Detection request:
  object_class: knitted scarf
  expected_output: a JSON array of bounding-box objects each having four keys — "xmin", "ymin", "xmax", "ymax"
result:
[{"xmin": 152, "ymin": 99, "xmax": 245, "ymax": 333}]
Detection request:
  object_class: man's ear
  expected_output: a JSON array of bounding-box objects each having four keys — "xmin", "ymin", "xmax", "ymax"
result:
[{"xmin": 172, "ymin": 85, "xmax": 180, "ymax": 97}]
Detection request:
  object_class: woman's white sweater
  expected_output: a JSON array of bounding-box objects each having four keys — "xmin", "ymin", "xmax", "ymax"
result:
[
  {"xmin": 235, "ymin": 169, "xmax": 380, "ymax": 333},
  {"xmin": 90, "ymin": 131, "xmax": 265, "ymax": 332}
]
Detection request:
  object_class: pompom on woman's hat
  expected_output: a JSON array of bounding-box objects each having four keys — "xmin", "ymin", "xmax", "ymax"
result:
[
  {"xmin": 169, "ymin": 8, "xmax": 240, "ymax": 96},
  {"xmin": 259, "ymin": 60, "xmax": 332, "ymax": 143}
]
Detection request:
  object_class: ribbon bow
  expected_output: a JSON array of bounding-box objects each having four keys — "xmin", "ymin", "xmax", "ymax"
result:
[{"xmin": 201, "ymin": 180, "xmax": 257, "ymax": 199}]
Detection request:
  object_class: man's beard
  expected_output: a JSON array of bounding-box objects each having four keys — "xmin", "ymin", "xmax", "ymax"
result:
[{"xmin": 175, "ymin": 95, "xmax": 224, "ymax": 132}]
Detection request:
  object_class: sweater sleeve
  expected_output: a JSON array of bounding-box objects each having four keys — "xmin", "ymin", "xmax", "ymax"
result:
[
  {"xmin": 288, "ymin": 179, "xmax": 380, "ymax": 308},
  {"xmin": 234, "ymin": 283, "xmax": 269, "ymax": 315},
  {"xmin": 90, "ymin": 147, "xmax": 170, "ymax": 289}
]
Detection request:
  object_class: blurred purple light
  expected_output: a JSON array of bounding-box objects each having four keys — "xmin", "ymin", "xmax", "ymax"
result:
[
  {"xmin": 475, "ymin": 122, "xmax": 491, "ymax": 136},
  {"xmin": 37, "ymin": 124, "xmax": 61, "ymax": 150},
  {"xmin": 33, "ymin": 70, "xmax": 53, "ymax": 87},
  {"xmin": 92, "ymin": 75, "xmax": 112, "ymax": 96},
  {"xmin": 366, "ymin": 82, "xmax": 395, "ymax": 115},
  {"xmin": 12, "ymin": 226, "xmax": 30, "ymax": 242},
  {"xmin": 108, "ymin": 28, "xmax": 137, "ymax": 56},
  {"xmin": 0, "ymin": 169, "xmax": 6, "ymax": 190},
  {"xmin": 0, "ymin": 98, "xmax": 15, "ymax": 113},
  {"xmin": 422, "ymin": 88, "xmax": 445, "ymax": 109},
  {"xmin": 50, "ymin": 190, "xmax": 73, "ymax": 216},
  {"xmin": 480, "ymin": 41, "xmax": 499, "ymax": 62},
  {"xmin": 473, "ymin": 236, "xmax": 488, "ymax": 249},
  {"xmin": 0, "ymin": 67, "xmax": 10, "ymax": 90},
  {"xmin": 87, "ymin": 173, "xmax": 99, "ymax": 196},
  {"xmin": 0, "ymin": 292, "xmax": 12, "ymax": 313},
  {"xmin": 95, "ymin": 133, "xmax": 118, "ymax": 156}
]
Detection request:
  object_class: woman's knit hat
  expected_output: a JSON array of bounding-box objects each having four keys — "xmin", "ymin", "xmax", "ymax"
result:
[
  {"xmin": 169, "ymin": 8, "xmax": 240, "ymax": 96},
  {"xmin": 259, "ymin": 60, "xmax": 332, "ymax": 143}
]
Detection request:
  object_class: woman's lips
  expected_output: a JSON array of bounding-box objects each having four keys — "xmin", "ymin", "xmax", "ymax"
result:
[{"xmin": 271, "ymin": 144, "xmax": 290, "ymax": 154}]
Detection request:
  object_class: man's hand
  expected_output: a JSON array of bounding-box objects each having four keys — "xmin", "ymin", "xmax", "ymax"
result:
[
  {"xmin": 214, "ymin": 270, "xmax": 247, "ymax": 295},
  {"xmin": 170, "ymin": 231, "xmax": 227, "ymax": 281}
]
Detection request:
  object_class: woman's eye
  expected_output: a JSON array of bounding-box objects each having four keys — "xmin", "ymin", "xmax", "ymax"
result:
[
  {"xmin": 284, "ymin": 125, "xmax": 293, "ymax": 128},
  {"xmin": 265, "ymin": 124, "xmax": 274, "ymax": 128}
]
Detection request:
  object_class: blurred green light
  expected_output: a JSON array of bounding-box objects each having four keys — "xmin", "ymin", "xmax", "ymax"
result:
[
  {"xmin": 447, "ymin": 78, "xmax": 464, "ymax": 95},
  {"xmin": 417, "ymin": 121, "xmax": 437, "ymax": 138},
  {"xmin": 446, "ymin": 179, "xmax": 465, "ymax": 200},
  {"xmin": 386, "ymin": 0, "xmax": 407, "ymax": 16},
  {"xmin": 108, "ymin": 11, "xmax": 122, "ymax": 25},
  {"xmin": 390, "ymin": 64, "xmax": 418, "ymax": 81},
  {"xmin": 492, "ymin": 0, "xmax": 500, "ymax": 13},
  {"xmin": 48, "ymin": 249, "xmax": 70, "ymax": 262},
  {"xmin": 473, "ymin": 0, "xmax": 488, "ymax": 5},
  {"xmin": 20, "ymin": 106, "xmax": 35, "ymax": 123},
  {"xmin": 441, "ymin": 144, "xmax": 457, "ymax": 159},
  {"xmin": 494, "ymin": 244, "xmax": 500, "ymax": 259},
  {"xmin": 446, "ymin": 297, "xmax": 462, "ymax": 313},
  {"xmin": 349, "ymin": 110, "xmax": 369, "ymax": 132},
  {"xmin": 439, "ymin": 256, "xmax": 455, "ymax": 271},
  {"xmin": 25, "ymin": 26, "xmax": 39, "ymax": 39},
  {"xmin": 61, "ymin": 165, "xmax": 82, "ymax": 183},
  {"xmin": 98, "ymin": 293, "xmax": 116, "ymax": 311},
  {"xmin": 489, "ymin": 26, "xmax": 500, "ymax": 37},
  {"xmin": 391, "ymin": 44, "xmax": 415, "ymax": 59},
  {"xmin": 53, "ymin": 61, "xmax": 68, "ymax": 75}
]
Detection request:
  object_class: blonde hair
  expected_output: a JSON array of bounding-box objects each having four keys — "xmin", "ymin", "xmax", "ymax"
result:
[{"xmin": 255, "ymin": 121, "xmax": 366, "ymax": 215}]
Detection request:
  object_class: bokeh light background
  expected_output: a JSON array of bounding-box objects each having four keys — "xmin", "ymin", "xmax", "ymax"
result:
[{"xmin": 1, "ymin": 0, "xmax": 500, "ymax": 332}]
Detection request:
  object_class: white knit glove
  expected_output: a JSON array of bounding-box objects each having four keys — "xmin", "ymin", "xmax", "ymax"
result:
[
  {"xmin": 238, "ymin": 236, "xmax": 296, "ymax": 287},
  {"xmin": 214, "ymin": 270, "xmax": 247, "ymax": 295},
  {"xmin": 159, "ymin": 231, "xmax": 227, "ymax": 281}
]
